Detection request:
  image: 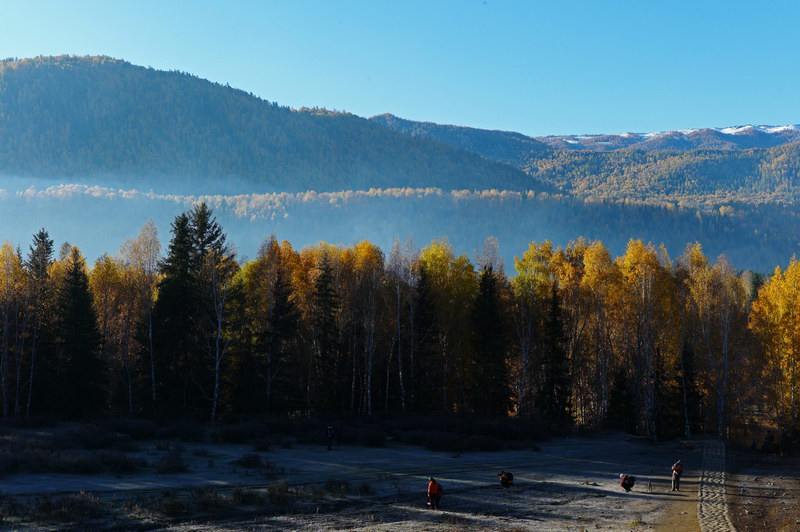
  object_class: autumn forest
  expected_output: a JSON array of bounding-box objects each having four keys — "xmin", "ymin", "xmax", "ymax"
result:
[{"xmin": 0, "ymin": 203, "xmax": 796, "ymax": 441}]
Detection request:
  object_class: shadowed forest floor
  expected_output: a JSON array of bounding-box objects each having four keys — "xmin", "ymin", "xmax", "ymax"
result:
[{"xmin": 0, "ymin": 427, "xmax": 714, "ymax": 530}]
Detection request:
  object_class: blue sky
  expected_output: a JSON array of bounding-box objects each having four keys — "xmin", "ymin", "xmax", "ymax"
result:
[{"xmin": 1, "ymin": 0, "xmax": 798, "ymax": 136}]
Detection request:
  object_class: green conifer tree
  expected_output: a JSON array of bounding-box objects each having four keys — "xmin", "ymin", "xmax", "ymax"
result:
[
  {"xmin": 310, "ymin": 253, "xmax": 341, "ymax": 414},
  {"xmin": 469, "ymin": 265, "xmax": 511, "ymax": 415},
  {"xmin": 411, "ymin": 265, "xmax": 441, "ymax": 412},
  {"xmin": 53, "ymin": 247, "xmax": 104, "ymax": 418}
]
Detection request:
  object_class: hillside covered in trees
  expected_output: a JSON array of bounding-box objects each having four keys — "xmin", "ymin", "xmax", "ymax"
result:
[
  {"xmin": 0, "ymin": 55, "xmax": 799, "ymax": 274},
  {"xmin": 0, "ymin": 207, "xmax": 797, "ymax": 442},
  {"xmin": 0, "ymin": 56, "xmax": 542, "ymax": 193},
  {"xmin": 373, "ymin": 114, "xmax": 800, "ymax": 207},
  {"xmin": 3, "ymin": 183, "xmax": 797, "ymax": 273}
]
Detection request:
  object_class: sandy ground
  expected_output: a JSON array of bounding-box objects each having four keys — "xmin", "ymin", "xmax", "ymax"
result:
[
  {"xmin": 727, "ymin": 447, "xmax": 800, "ymax": 532},
  {"xmin": 2, "ymin": 431, "xmax": 705, "ymax": 530}
]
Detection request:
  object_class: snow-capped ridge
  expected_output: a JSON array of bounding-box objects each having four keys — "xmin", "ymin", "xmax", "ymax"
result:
[{"xmin": 535, "ymin": 124, "xmax": 800, "ymax": 151}]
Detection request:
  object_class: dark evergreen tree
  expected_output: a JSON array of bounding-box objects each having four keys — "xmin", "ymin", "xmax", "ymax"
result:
[
  {"xmin": 153, "ymin": 213, "xmax": 197, "ymax": 415},
  {"xmin": 608, "ymin": 366, "xmax": 637, "ymax": 433},
  {"xmin": 51, "ymin": 247, "xmax": 104, "ymax": 418},
  {"xmin": 23, "ymin": 229, "xmax": 54, "ymax": 416},
  {"xmin": 537, "ymin": 284, "xmax": 571, "ymax": 424},
  {"xmin": 190, "ymin": 202, "xmax": 228, "ymax": 266},
  {"xmin": 264, "ymin": 265, "xmax": 301, "ymax": 413},
  {"xmin": 309, "ymin": 253, "xmax": 341, "ymax": 414},
  {"xmin": 655, "ymin": 352, "xmax": 685, "ymax": 440},
  {"xmin": 410, "ymin": 265, "xmax": 441, "ymax": 412},
  {"xmin": 469, "ymin": 265, "xmax": 510, "ymax": 415},
  {"xmin": 227, "ymin": 261, "xmax": 300, "ymax": 415}
]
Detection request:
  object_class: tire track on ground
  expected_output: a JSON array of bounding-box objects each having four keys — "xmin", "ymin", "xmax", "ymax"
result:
[{"xmin": 698, "ymin": 439, "xmax": 736, "ymax": 532}]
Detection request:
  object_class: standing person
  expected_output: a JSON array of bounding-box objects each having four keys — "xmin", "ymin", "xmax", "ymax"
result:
[
  {"xmin": 427, "ymin": 477, "xmax": 443, "ymax": 509},
  {"xmin": 671, "ymin": 460, "xmax": 684, "ymax": 491},
  {"xmin": 326, "ymin": 425, "xmax": 335, "ymax": 451}
]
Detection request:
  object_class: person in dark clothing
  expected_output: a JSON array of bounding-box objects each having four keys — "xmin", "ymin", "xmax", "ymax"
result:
[
  {"xmin": 326, "ymin": 425, "xmax": 335, "ymax": 451},
  {"xmin": 499, "ymin": 471, "xmax": 514, "ymax": 487},
  {"xmin": 671, "ymin": 460, "xmax": 683, "ymax": 491},
  {"xmin": 427, "ymin": 477, "xmax": 442, "ymax": 509},
  {"xmin": 619, "ymin": 473, "xmax": 636, "ymax": 492}
]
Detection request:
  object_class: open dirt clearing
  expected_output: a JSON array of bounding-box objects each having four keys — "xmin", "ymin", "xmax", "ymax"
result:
[
  {"xmin": 727, "ymin": 446, "xmax": 800, "ymax": 532},
  {"xmin": 2, "ymin": 431, "xmax": 708, "ymax": 530}
]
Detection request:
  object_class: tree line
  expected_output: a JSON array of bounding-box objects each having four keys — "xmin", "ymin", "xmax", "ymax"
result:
[{"xmin": 0, "ymin": 203, "xmax": 797, "ymax": 439}]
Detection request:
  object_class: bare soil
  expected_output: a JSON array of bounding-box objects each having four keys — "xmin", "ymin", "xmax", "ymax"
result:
[
  {"xmin": 0, "ymin": 428, "xmax": 706, "ymax": 531},
  {"xmin": 727, "ymin": 447, "xmax": 800, "ymax": 532}
]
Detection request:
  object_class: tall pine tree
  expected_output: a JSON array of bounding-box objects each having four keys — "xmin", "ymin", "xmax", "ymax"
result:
[
  {"xmin": 24, "ymin": 229, "xmax": 54, "ymax": 416},
  {"xmin": 52, "ymin": 247, "xmax": 104, "ymax": 418},
  {"xmin": 153, "ymin": 212, "xmax": 197, "ymax": 415},
  {"xmin": 309, "ymin": 253, "xmax": 341, "ymax": 414},
  {"xmin": 411, "ymin": 265, "xmax": 441, "ymax": 413},
  {"xmin": 469, "ymin": 265, "xmax": 511, "ymax": 415},
  {"xmin": 537, "ymin": 284, "xmax": 571, "ymax": 425}
]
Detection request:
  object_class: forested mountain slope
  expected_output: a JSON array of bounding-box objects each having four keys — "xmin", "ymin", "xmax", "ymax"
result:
[
  {"xmin": 0, "ymin": 56, "xmax": 545, "ymax": 193},
  {"xmin": 527, "ymin": 144, "xmax": 800, "ymax": 204},
  {"xmin": 371, "ymin": 114, "xmax": 800, "ymax": 206},
  {"xmin": 370, "ymin": 113, "xmax": 550, "ymax": 167}
]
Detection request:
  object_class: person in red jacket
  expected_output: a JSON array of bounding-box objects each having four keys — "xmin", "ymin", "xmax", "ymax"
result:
[
  {"xmin": 427, "ymin": 477, "xmax": 443, "ymax": 509},
  {"xmin": 619, "ymin": 473, "xmax": 636, "ymax": 492}
]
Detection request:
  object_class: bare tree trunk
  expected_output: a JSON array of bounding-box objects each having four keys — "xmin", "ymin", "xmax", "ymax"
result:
[
  {"xmin": 512, "ymin": 296, "xmax": 534, "ymax": 418},
  {"xmin": 385, "ymin": 336, "xmax": 395, "ymax": 413}
]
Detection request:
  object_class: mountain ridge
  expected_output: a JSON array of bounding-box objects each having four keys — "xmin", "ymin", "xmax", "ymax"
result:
[
  {"xmin": 371, "ymin": 113, "xmax": 800, "ymax": 152},
  {"xmin": 371, "ymin": 113, "xmax": 800, "ymax": 206},
  {"xmin": 0, "ymin": 55, "xmax": 548, "ymax": 193}
]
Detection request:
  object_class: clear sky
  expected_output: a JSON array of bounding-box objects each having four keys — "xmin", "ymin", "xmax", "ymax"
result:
[{"xmin": 1, "ymin": 0, "xmax": 798, "ymax": 136}]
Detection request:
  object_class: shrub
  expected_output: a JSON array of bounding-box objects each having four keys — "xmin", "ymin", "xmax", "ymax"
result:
[
  {"xmin": 358, "ymin": 482, "xmax": 373, "ymax": 495},
  {"xmin": 234, "ymin": 453, "xmax": 262, "ymax": 469},
  {"xmin": 232, "ymin": 487, "xmax": 266, "ymax": 505},
  {"xmin": 192, "ymin": 447, "xmax": 209, "ymax": 457},
  {"xmin": 65, "ymin": 425, "xmax": 122, "ymax": 450},
  {"xmin": 262, "ymin": 459, "xmax": 285, "ymax": 477},
  {"xmin": 463, "ymin": 434, "xmax": 506, "ymax": 452},
  {"xmin": 423, "ymin": 432, "xmax": 464, "ymax": 453},
  {"xmin": 103, "ymin": 419, "xmax": 158, "ymax": 440},
  {"xmin": 155, "ymin": 423, "xmax": 204, "ymax": 442},
  {"xmin": 0, "ymin": 493, "xmax": 25, "ymax": 520},
  {"xmin": 33, "ymin": 492, "xmax": 106, "ymax": 522},
  {"xmin": 189, "ymin": 487, "xmax": 227, "ymax": 510},
  {"xmin": 159, "ymin": 496, "xmax": 189, "ymax": 516},
  {"xmin": 359, "ymin": 428, "xmax": 386, "ymax": 447},
  {"xmin": 219, "ymin": 426, "xmax": 250, "ymax": 444},
  {"xmin": 7, "ymin": 416, "xmax": 57, "ymax": 429},
  {"xmin": 279, "ymin": 437, "xmax": 295, "ymax": 449},
  {"xmin": 253, "ymin": 439, "xmax": 271, "ymax": 451},
  {"xmin": 325, "ymin": 479, "xmax": 350, "ymax": 497},
  {"xmin": 100, "ymin": 452, "xmax": 146, "ymax": 474},
  {"xmin": 48, "ymin": 451, "xmax": 104, "ymax": 475},
  {"xmin": 156, "ymin": 450, "xmax": 187, "ymax": 474},
  {"xmin": 267, "ymin": 479, "xmax": 291, "ymax": 505}
]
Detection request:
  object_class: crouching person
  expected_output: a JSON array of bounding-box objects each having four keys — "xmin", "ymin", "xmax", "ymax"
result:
[
  {"xmin": 619, "ymin": 473, "xmax": 636, "ymax": 492},
  {"xmin": 499, "ymin": 471, "xmax": 514, "ymax": 487}
]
